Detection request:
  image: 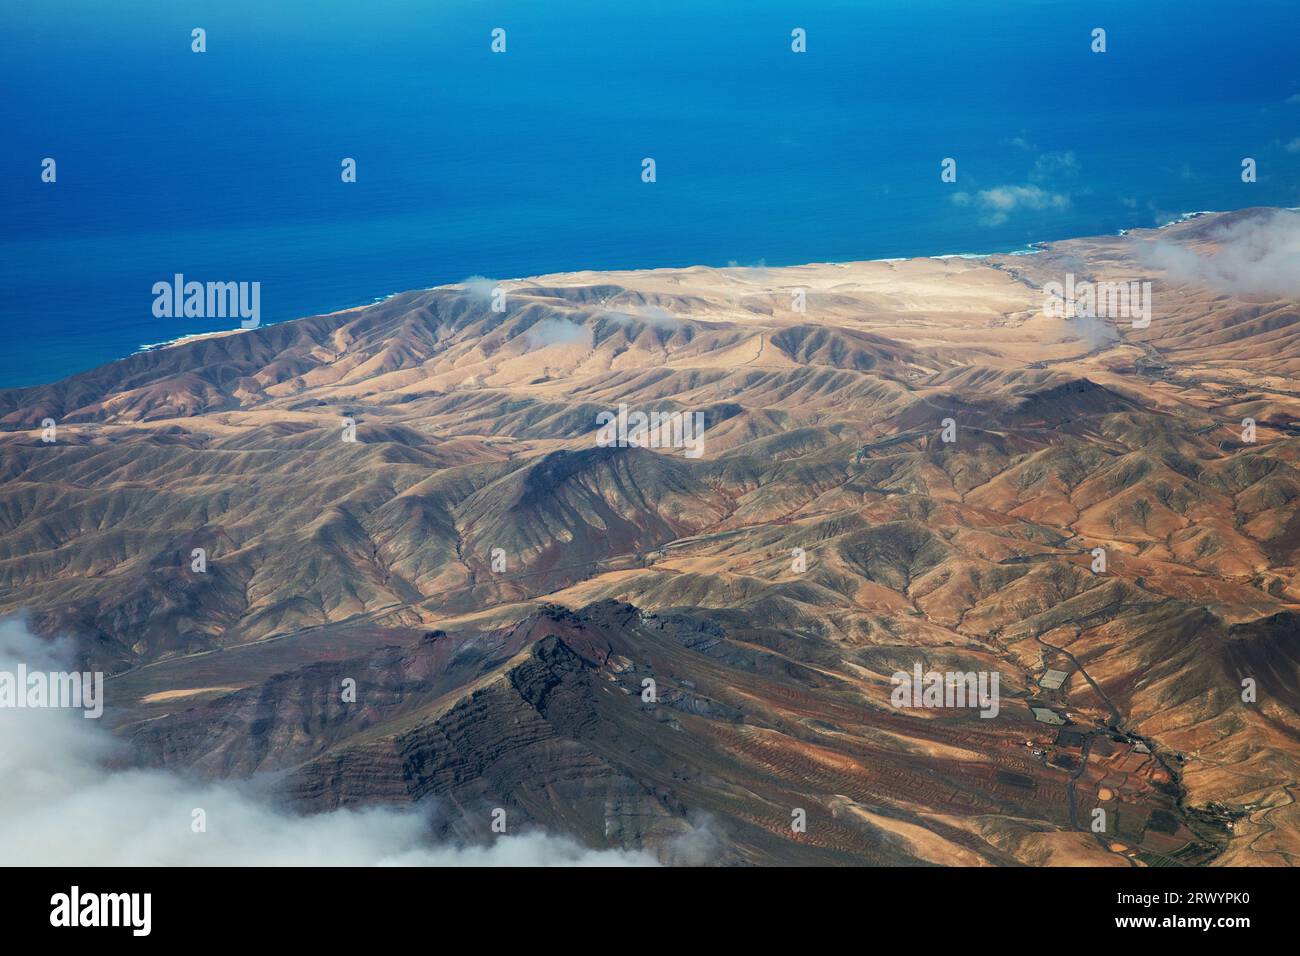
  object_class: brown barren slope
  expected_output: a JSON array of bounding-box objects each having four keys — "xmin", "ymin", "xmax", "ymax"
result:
[{"xmin": 2, "ymin": 208, "xmax": 1298, "ymax": 865}]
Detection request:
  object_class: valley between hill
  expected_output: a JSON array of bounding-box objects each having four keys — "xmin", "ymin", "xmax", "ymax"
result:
[{"xmin": 3, "ymin": 208, "xmax": 1298, "ymax": 865}]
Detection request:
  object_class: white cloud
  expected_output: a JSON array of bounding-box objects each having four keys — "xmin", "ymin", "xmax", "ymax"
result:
[
  {"xmin": 1284, "ymin": 137, "xmax": 1300, "ymax": 153},
  {"xmin": 1030, "ymin": 150, "xmax": 1079, "ymax": 182},
  {"xmin": 461, "ymin": 275, "xmax": 501, "ymax": 304},
  {"xmin": 1135, "ymin": 208, "xmax": 1300, "ymax": 298},
  {"xmin": 525, "ymin": 316, "xmax": 593, "ymax": 349},
  {"xmin": 725, "ymin": 259, "xmax": 769, "ymax": 281},
  {"xmin": 1066, "ymin": 314, "xmax": 1120, "ymax": 349},
  {"xmin": 605, "ymin": 305, "xmax": 681, "ymax": 331},
  {"xmin": 0, "ymin": 619, "xmax": 656, "ymax": 867},
  {"xmin": 952, "ymin": 184, "xmax": 1070, "ymax": 226}
]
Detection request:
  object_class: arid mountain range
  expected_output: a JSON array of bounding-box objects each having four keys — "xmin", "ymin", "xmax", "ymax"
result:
[{"xmin": 2, "ymin": 208, "xmax": 1298, "ymax": 865}]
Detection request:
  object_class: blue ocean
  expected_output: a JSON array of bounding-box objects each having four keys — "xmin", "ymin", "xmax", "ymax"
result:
[{"xmin": 2, "ymin": 0, "xmax": 1297, "ymax": 386}]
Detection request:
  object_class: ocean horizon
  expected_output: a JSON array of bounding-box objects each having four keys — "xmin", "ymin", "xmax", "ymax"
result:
[{"xmin": 4, "ymin": 0, "xmax": 1299, "ymax": 387}]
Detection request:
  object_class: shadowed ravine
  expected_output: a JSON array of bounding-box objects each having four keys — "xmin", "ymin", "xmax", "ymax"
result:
[{"xmin": 2, "ymin": 209, "xmax": 1299, "ymax": 866}]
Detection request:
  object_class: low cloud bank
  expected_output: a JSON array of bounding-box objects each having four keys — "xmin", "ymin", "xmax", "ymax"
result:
[
  {"xmin": 1135, "ymin": 209, "xmax": 1300, "ymax": 298},
  {"xmin": 461, "ymin": 275, "xmax": 500, "ymax": 303},
  {"xmin": 604, "ymin": 305, "xmax": 681, "ymax": 330},
  {"xmin": 0, "ymin": 619, "xmax": 656, "ymax": 867},
  {"xmin": 525, "ymin": 316, "xmax": 592, "ymax": 349},
  {"xmin": 1067, "ymin": 313, "xmax": 1120, "ymax": 349}
]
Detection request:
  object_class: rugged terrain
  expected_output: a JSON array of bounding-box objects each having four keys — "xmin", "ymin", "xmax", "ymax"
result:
[{"xmin": 2, "ymin": 208, "xmax": 1298, "ymax": 865}]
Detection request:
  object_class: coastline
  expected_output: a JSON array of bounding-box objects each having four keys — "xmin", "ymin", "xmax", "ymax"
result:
[{"xmin": 125, "ymin": 210, "xmax": 1225, "ymax": 369}]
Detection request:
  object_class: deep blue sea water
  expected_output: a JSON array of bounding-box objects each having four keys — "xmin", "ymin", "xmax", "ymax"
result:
[{"xmin": 2, "ymin": 0, "xmax": 1298, "ymax": 386}]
